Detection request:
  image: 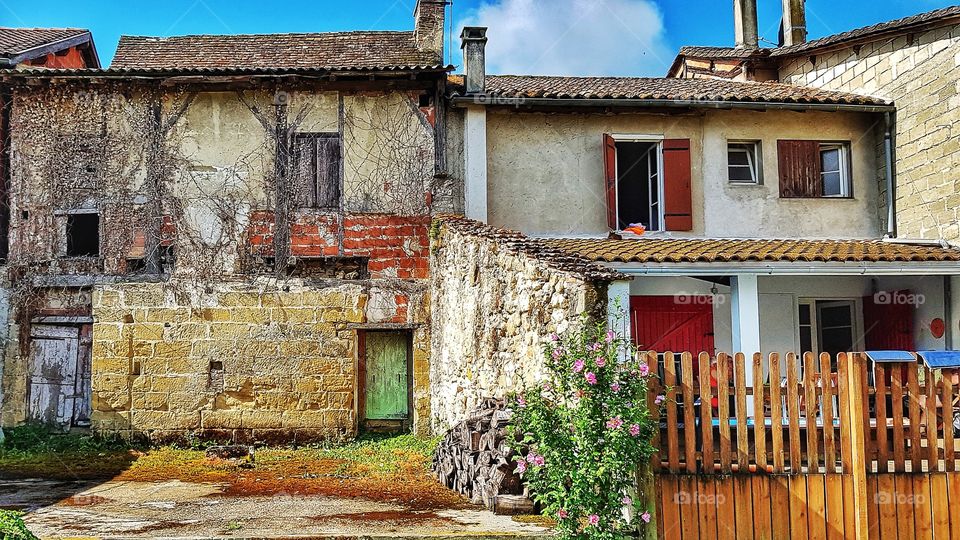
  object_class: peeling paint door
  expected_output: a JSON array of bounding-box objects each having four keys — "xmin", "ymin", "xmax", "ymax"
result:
[
  {"xmin": 364, "ymin": 332, "xmax": 410, "ymax": 421},
  {"xmin": 27, "ymin": 325, "xmax": 82, "ymax": 429}
]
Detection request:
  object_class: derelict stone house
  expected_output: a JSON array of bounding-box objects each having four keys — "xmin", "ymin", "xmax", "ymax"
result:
[{"xmin": 0, "ymin": 0, "xmax": 453, "ymax": 441}]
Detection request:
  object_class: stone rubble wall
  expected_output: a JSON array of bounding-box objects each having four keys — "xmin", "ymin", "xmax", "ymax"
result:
[
  {"xmin": 777, "ymin": 22, "xmax": 960, "ymax": 241},
  {"xmin": 429, "ymin": 215, "xmax": 624, "ymax": 432}
]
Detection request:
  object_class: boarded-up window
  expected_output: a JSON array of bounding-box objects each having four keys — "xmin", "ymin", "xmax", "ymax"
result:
[
  {"xmin": 293, "ymin": 133, "xmax": 341, "ymax": 208},
  {"xmin": 778, "ymin": 140, "xmax": 822, "ymax": 198}
]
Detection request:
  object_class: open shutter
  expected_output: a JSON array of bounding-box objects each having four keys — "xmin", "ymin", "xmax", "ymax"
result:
[
  {"xmin": 662, "ymin": 139, "xmax": 693, "ymax": 231},
  {"xmin": 603, "ymin": 134, "xmax": 618, "ymax": 230},
  {"xmin": 778, "ymin": 140, "xmax": 821, "ymax": 198},
  {"xmin": 294, "ymin": 136, "xmax": 317, "ymax": 208},
  {"xmin": 863, "ymin": 291, "xmax": 915, "ymax": 350}
]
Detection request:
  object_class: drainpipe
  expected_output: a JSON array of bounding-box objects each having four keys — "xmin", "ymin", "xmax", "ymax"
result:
[
  {"xmin": 945, "ymin": 276, "xmax": 953, "ymax": 349},
  {"xmin": 884, "ymin": 112, "xmax": 897, "ymax": 238}
]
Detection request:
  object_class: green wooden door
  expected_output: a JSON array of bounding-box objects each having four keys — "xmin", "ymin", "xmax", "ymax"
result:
[{"xmin": 364, "ymin": 332, "xmax": 409, "ymax": 420}]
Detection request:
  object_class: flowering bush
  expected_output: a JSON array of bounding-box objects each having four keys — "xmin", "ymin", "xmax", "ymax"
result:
[{"xmin": 509, "ymin": 321, "xmax": 657, "ymax": 540}]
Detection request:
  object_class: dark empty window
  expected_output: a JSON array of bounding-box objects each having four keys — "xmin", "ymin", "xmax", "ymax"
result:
[
  {"xmin": 615, "ymin": 141, "xmax": 661, "ymax": 231},
  {"xmin": 66, "ymin": 213, "xmax": 99, "ymax": 257},
  {"xmin": 293, "ymin": 133, "xmax": 341, "ymax": 208}
]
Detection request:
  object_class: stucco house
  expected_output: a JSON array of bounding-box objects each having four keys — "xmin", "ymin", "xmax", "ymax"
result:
[
  {"xmin": 670, "ymin": 1, "xmax": 960, "ymax": 243},
  {"xmin": 446, "ymin": 26, "xmax": 960, "ymax": 389},
  {"xmin": 0, "ymin": 0, "xmax": 452, "ymax": 441}
]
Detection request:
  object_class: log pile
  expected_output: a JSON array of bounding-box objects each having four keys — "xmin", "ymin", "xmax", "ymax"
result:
[{"xmin": 433, "ymin": 398, "xmax": 535, "ymax": 514}]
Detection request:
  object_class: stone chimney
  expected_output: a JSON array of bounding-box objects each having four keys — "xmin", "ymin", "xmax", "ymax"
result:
[
  {"xmin": 414, "ymin": 0, "xmax": 448, "ymax": 61},
  {"xmin": 460, "ymin": 27, "xmax": 488, "ymax": 95},
  {"xmin": 781, "ymin": 0, "xmax": 807, "ymax": 46},
  {"xmin": 734, "ymin": 0, "xmax": 759, "ymax": 48}
]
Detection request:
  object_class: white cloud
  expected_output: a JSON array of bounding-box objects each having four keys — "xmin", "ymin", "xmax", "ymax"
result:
[{"xmin": 459, "ymin": 0, "xmax": 673, "ymax": 77}]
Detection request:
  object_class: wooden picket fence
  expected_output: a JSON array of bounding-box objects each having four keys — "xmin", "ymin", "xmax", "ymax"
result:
[{"xmin": 645, "ymin": 351, "xmax": 960, "ymax": 540}]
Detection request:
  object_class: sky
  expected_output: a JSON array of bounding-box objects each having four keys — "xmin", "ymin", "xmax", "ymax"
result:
[{"xmin": 2, "ymin": 0, "xmax": 957, "ymax": 76}]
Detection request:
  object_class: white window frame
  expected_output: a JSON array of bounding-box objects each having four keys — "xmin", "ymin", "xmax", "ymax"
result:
[
  {"xmin": 611, "ymin": 136, "xmax": 665, "ymax": 233},
  {"xmin": 819, "ymin": 143, "xmax": 851, "ymax": 198},
  {"xmin": 727, "ymin": 141, "xmax": 762, "ymax": 185}
]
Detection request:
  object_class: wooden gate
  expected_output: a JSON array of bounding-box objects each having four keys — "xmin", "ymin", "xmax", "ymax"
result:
[
  {"xmin": 647, "ymin": 351, "xmax": 960, "ymax": 540},
  {"xmin": 27, "ymin": 324, "xmax": 90, "ymax": 428}
]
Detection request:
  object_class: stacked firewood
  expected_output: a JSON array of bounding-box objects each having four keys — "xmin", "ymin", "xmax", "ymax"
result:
[{"xmin": 433, "ymin": 398, "xmax": 534, "ymax": 514}]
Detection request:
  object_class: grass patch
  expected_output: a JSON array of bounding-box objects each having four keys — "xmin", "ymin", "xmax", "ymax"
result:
[
  {"xmin": 0, "ymin": 509, "xmax": 38, "ymax": 540},
  {"xmin": 0, "ymin": 424, "xmax": 139, "ymax": 480}
]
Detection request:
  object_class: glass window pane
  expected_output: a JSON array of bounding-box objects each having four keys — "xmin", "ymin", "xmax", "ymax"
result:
[
  {"xmin": 821, "ymin": 148, "xmax": 840, "ymax": 173},
  {"xmin": 728, "ymin": 166, "xmax": 754, "ymax": 182},
  {"xmin": 822, "ymin": 171, "xmax": 842, "ymax": 196},
  {"xmin": 728, "ymin": 149, "xmax": 750, "ymax": 166},
  {"xmin": 819, "ymin": 304, "xmax": 852, "ymax": 328},
  {"xmin": 799, "ymin": 304, "xmax": 811, "ymax": 325},
  {"xmin": 799, "ymin": 326, "xmax": 813, "ymax": 354}
]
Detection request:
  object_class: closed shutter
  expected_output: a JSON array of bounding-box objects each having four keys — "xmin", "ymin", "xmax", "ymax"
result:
[
  {"xmin": 293, "ymin": 136, "xmax": 317, "ymax": 208},
  {"xmin": 293, "ymin": 134, "xmax": 341, "ymax": 208},
  {"xmin": 863, "ymin": 291, "xmax": 915, "ymax": 351},
  {"xmin": 630, "ymin": 295, "xmax": 715, "ymax": 354},
  {"xmin": 662, "ymin": 139, "xmax": 693, "ymax": 231},
  {"xmin": 603, "ymin": 134, "xmax": 618, "ymax": 230},
  {"xmin": 315, "ymin": 136, "xmax": 341, "ymax": 208},
  {"xmin": 778, "ymin": 140, "xmax": 821, "ymax": 198}
]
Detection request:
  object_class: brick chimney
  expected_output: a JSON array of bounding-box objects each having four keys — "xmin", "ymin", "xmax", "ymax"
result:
[
  {"xmin": 460, "ymin": 27, "xmax": 487, "ymax": 95},
  {"xmin": 734, "ymin": 0, "xmax": 759, "ymax": 48},
  {"xmin": 781, "ymin": 0, "xmax": 807, "ymax": 46},
  {"xmin": 414, "ymin": 0, "xmax": 448, "ymax": 61}
]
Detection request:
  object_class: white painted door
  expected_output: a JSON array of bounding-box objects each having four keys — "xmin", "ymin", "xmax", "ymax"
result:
[{"xmin": 28, "ymin": 325, "xmax": 81, "ymax": 428}]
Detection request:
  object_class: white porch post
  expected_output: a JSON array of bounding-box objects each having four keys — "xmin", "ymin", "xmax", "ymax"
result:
[
  {"xmin": 730, "ymin": 274, "xmax": 761, "ymax": 389},
  {"xmin": 464, "ymin": 105, "xmax": 488, "ymax": 222}
]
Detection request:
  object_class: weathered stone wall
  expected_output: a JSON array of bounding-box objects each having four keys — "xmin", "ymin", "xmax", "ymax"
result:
[
  {"xmin": 429, "ymin": 215, "xmax": 624, "ymax": 432},
  {"xmin": 777, "ymin": 23, "xmax": 960, "ymax": 240},
  {"xmin": 87, "ymin": 280, "xmax": 430, "ymax": 442}
]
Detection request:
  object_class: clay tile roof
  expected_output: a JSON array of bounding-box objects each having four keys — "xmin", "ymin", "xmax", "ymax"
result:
[
  {"xmin": 544, "ymin": 238, "xmax": 960, "ymax": 265},
  {"xmin": 771, "ymin": 5, "xmax": 960, "ymax": 57},
  {"xmin": 0, "ymin": 27, "xmax": 91, "ymax": 62},
  {"xmin": 452, "ymin": 75, "xmax": 889, "ymax": 107},
  {"xmin": 111, "ymin": 31, "xmax": 442, "ymax": 71},
  {"xmin": 677, "ymin": 46, "xmax": 769, "ymax": 59},
  {"xmin": 434, "ymin": 214, "xmax": 627, "ymax": 281}
]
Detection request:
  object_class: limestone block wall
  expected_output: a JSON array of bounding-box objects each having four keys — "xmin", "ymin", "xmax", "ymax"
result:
[
  {"xmin": 429, "ymin": 215, "xmax": 624, "ymax": 432},
  {"xmin": 89, "ymin": 280, "xmax": 430, "ymax": 441},
  {"xmin": 777, "ymin": 23, "xmax": 960, "ymax": 240}
]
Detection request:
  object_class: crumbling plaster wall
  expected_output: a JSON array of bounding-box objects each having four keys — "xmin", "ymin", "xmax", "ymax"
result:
[
  {"xmin": 777, "ymin": 23, "xmax": 960, "ymax": 241},
  {"xmin": 479, "ymin": 108, "xmax": 882, "ymax": 239},
  {"xmin": 429, "ymin": 215, "xmax": 622, "ymax": 431}
]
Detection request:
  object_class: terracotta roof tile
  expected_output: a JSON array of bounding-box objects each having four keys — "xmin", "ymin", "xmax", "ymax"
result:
[
  {"xmin": 0, "ymin": 27, "xmax": 89, "ymax": 58},
  {"xmin": 110, "ymin": 32, "xmax": 442, "ymax": 71},
  {"xmin": 677, "ymin": 46, "xmax": 768, "ymax": 59},
  {"xmin": 545, "ymin": 238, "xmax": 960, "ymax": 264},
  {"xmin": 450, "ymin": 75, "xmax": 889, "ymax": 106}
]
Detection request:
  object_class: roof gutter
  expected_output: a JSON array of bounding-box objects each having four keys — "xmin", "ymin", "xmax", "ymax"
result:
[
  {"xmin": 449, "ymin": 95, "xmax": 895, "ymax": 113},
  {"xmin": 609, "ymin": 261, "xmax": 960, "ymax": 276}
]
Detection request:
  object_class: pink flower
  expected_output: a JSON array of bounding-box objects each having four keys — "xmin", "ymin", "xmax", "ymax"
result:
[
  {"xmin": 526, "ymin": 452, "xmax": 537, "ymax": 463},
  {"xmin": 610, "ymin": 382, "xmax": 621, "ymax": 393},
  {"xmin": 550, "ymin": 333, "xmax": 560, "ymax": 342},
  {"xmin": 638, "ymin": 364, "xmax": 650, "ymax": 377},
  {"xmin": 557, "ymin": 509, "xmax": 569, "ymax": 519},
  {"xmin": 515, "ymin": 460, "xmax": 527, "ymax": 475},
  {"xmin": 606, "ymin": 416, "xmax": 624, "ymax": 430},
  {"xmin": 585, "ymin": 372, "xmax": 597, "ymax": 385},
  {"xmin": 595, "ymin": 356, "xmax": 606, "ymax": 368},
  {"xmin": 605, "ymin": 330, "xmax": 615, "ymax": 343},
  {"xmin": 552, "ymin": 348, "xmax": 564, "ymax": 359},
  {"xmin": 533, "ymin": 455, "xmax": 545, "ymax": 467},
  {"xmin": 641, "ymin": 511, "xmax": 651, "ymax": 523},
  {"xmin": 516, "ymin": 395, "xmax": 526, "ymax": 407},
  {"xmin": 654, "ymin": 394, "xmax": 665, "ymax": 405},
  {"xmin": 589, "ymin": 342, "xmax": 601, "ymax": 351},
  {"xmin": 588, "ymin": 514, "xmax": 600, "ymax": 526},
  {"xmin": 622, "ymin": 496, "xmax": 633, "ymax": 506},
  {"xmin": 629, "ymin": 424, "xmax": 641, "ymax": 437},
  {"xmin": 573, "ymin": 359, "xmax": 585, "ymax": 373},
  {"xmin": 542, "ymin": 383, "xmax": 552, "ymax": 392}
]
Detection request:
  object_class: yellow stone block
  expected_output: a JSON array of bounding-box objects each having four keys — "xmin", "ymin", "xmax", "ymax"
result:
[
  {"xmin": 209, "ymin": 322, "xmax": 253, "ymax": 339},
  {"xmin": 144, "ymin": 308, "xmax": 191, "ymax": 323},
  {"xmin": 154, "ymin": 342, "xmax": 193, "ymax": 359},
  {"xmin": 240, "ymin": 410, "xmax": 284, "ymax": 429},
  {"xmin": 201, "ymin": 308, "xmax": 233, "ymax": 322},
  {"xmin": 202, "ymin": 410, "xmax": 243, "ymax": 429},
  {"xmin": 93, "ymin": 289, "xmax": 122, "ymax": 308},
  {"xmin": 281, "ymin": 410, "xmax": 327, "ymax": 428},
  {"xmin": 92, "ymin": 357, "xmax": 129, "ymax": 374},
  {"xmin": 132, "ymin": 323, "xmax": 164, "ymax": 341},
  {"xmin": 170, "ymin": 323, "xmax": 209, "ymax": 340},
  {"xmin": 230, "ymin": 308, "xmax": 270, "ymax": 323},
  {"xmin": 151, "ymin": 375, "xmax": 193, "ymax": 393},
  {"xmin": 166, "ymin": 356, "xmax": 201, "ymax": 374},
  {"xmin": 92, "ymin": 323, "xmax": 122, "ymax": 341},
  {"xmin": 271, "ymin": 308, "xmax": 316, "ymax": 323},
  {"xmin": 261, "ymin": 292, "xmax": 302, "ymax": 308},
  {"xmin": 122, "ymin": 286, "xmax": 168, "ymax": 307},
  {"xmin": 219, "ymin": 292, "xmax": 260, "ymax": 307}
]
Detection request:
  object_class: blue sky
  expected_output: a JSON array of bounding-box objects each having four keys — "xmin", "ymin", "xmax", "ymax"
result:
[{"xmin": 3, "ymin": 0, "xmax": 956, "ymax": 75}]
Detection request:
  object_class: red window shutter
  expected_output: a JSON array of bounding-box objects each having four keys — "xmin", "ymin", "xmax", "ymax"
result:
[
  {"xmin": 862, "ymin": 291, "xmax": 916, "ymax": 351},
  {"xmin": 777, "ymin": 140, "xmax": 822, "ymax": 198},
  {"xmin": 629, "ymin": 295, "xmax": 715, "ymax": 355},
  {"xmin": 663, "ymin": 139, "xmax": 693, "ymax": 231},
  {"xmin": 603, "ymin": 134, "xmax": 618, "ymax": 230}
]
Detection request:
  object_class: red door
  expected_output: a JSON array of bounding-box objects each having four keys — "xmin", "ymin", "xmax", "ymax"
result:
[{"xmin": 630, "ymin": 295, "xmax": 716, "ymax": 354}]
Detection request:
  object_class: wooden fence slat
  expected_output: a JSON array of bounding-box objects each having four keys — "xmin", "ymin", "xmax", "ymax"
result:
[
  {"xmin": 699, "ymin": 351, "xmax": 714, "ymax": 474},
  {"xmin": 770, "ymin": 353, "xmax": 785, "ymax": 473},
  {"xmin": 807, "ymin": 474, "xmax": 828, "ymax": 540},
  {"xmin": 789, "ymin": 475, "xmax": 810, "ymax": 540},
  {"xmin": 825, "ymin": 474, "xmax": 845, "ymax": 540},
  {"xmin": 655, "ymin": 475, "xmax": 665, "ymax": 540},
  {"xmin": 751, "ymin": 476, "xmax": 772, "ymax": 539},
  {"xmin": 659, "ymin": 475, "xmax": 682, "ymax": 540},
  {"xmin": 753, "ymin": 353, "xmax": 767, "ymax": 471},
  {"xmin": 925, "ymin": 365, "xmax": 939, "ymax": 474},
  {"xmin": 735, "ymin": 353, "xmax": 750, "ymax": 471},
  {"xmin": 664, "ymin": 352, "xmax": 680, "ymax": 473},
  {"xmin": 681, "ymin": 352, "xmax": 697, "ymax": 474},
  {"xmin": 787, "ymin": 353, "xmax": 802, "ymax": 473},
  {"xmin": 837, "ymin": 353, "xmax": 852, "ymax": 475},
  {"xmin": 647, "ymin": 352, "xmax": 661, "ymax": 472},
  {"xmin": 820, "ymin": 352, "xmax": 836, "ymax": 473},
  {"xmin": 698, "ymin": 477, "xmax": 719, "ymax": 540},
  {"xmin": 948, "ymin": 472, "xmax": 960, "ymax": 540},
  {"xmin": 865, "ymin": 475, "xmax": 880, "ymax": 540},
  {"xmin": 895, "ymin": 474, "xmax": 915, "ymax": 540},
  {"xmin": 771, "ymin": 475, "xmax": 791, "ymax": 540},
  {"xmin": 930, "ymin": 473, "xmax": 950, "ymax": 540},
  {"xmin": 733, "ymin": 475, "xmax": 755, "ymax": 540},
  {"xmin": 913, "ymin": 475, "xmax": 933, "ymax": 540},
  {"xmin": 679, "ymin": 475, "xmax": 701, "ymax": 540},
  {"xmin": 718, "ymin": 353, "xmax": 732, "ymax": 474},
  {"xmin": 850, "ymin": 353, "xmax": 870, "ymax": 540},
  {"xmin": 908, "ymin": 361, "xmax": 923, "ymax": 472},
  {"xmin": 874, "ymin": 364, "xmax": 889, "ymax": 473},
  {"xmin": 716, "ymin": 477, "xmax": 737, "ymax": 540},
  {"xmin": 843, "ymin": 474, "xmax": 858, "ymax": 540},
  {"xmin": 944, "ymin": 376, "xmax": 955, "ymax": 473},
  {"xmin": 891, "ymin": 366, "xmax": 906, "ymax": 472},
  {"xmin": 804, "ymin": 352, "xmax": 820, "ymax": 473},
  {"xmin": 876, "ymin": 474, "xmax": 898, "ymax": 540}
]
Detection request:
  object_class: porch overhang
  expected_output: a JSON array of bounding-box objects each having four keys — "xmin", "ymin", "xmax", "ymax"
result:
[{"xmin": 609, "ymin": 261, "xmax": 960, "ymax": 276}]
